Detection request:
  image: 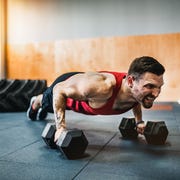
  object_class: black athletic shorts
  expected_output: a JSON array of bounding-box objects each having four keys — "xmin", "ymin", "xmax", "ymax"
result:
[{"xmin": 42, "ymin": 72, "xmax": 83, "ymax": 113}]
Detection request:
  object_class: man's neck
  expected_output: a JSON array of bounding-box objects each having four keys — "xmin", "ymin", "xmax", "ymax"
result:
[{"xmin": 117, "ymin": 78, "xmax": 136, "ymax": 103}]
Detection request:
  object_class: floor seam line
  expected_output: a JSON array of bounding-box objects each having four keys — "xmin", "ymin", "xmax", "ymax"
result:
[{"xmin": 0, "ymin": 139, "xmax": 41, "ymax": 159}]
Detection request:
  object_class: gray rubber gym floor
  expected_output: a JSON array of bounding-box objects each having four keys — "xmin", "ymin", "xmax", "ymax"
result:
[{"xmin": 0, "ymin": 102, "xmax": 180, "ymax": 180}]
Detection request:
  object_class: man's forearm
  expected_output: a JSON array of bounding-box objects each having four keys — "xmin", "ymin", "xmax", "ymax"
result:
[
  {"xmin": 132, "ymin": 104, "xmax": 143, "ymax": 123},
  {"xmin": 53, "ymin": 89, "xmax": 67, "ymax": 129},
  {"xmin": 54, "ymin": 109, "xmax": 66, "ymax": 129}
]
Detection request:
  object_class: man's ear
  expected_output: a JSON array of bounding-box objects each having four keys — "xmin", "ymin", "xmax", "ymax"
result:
[{"xmin": 127, "ymin": 76, "xmax": 135, "ymax": 88}]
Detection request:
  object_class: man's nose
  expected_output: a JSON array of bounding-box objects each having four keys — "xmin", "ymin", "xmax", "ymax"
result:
[{"xmin": 152, "ymin": 88, "xmax": 161, "ymax": 97}]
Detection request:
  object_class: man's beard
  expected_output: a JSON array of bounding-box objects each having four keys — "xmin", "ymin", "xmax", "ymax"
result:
[{"xmin": 141, "ymin": 94, "xmax": 156, "ymax": 108}]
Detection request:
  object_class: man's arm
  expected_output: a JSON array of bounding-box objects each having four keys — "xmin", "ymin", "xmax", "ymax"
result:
[
  {"xmin": 53, "ymin": 85, "xmax": 67, "ymax": 130},
  {"xmin": 132, "ymin": 103, "xmax": 142, "ymax": 123},
  {"xmin": 53, "ymin": 83, "xmax": 72, "ymax": 142},
  {"xmin": 132, "ymin": 103, "xmax": 145, "ymax": 134},
  {"xmin": 52, "ymin": 78, "xmax": 87, "ymax": 141}
]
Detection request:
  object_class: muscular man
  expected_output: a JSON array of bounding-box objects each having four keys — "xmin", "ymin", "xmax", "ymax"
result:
[{"xmin": 27, "ymin": 56, "xmax": 165, "ymax": 142}]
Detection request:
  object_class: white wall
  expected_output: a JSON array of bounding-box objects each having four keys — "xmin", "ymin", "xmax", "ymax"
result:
[{"xmin": 7, "ymin": 0, "xmax": 180, "ymax": 43}]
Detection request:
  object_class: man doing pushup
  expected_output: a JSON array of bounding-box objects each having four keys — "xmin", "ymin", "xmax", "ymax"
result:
[{"xmin": 27, "ymin": 56, "xmax": 165, "ymax": 142}]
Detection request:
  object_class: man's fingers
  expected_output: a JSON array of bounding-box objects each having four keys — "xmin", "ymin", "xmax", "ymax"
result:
[
  {"xmin": 54, "ymin": 127, "xmax": 66, "ymax": 142},
  {"xmin": 137, "ymin": 127, "xmax": 144, "ymax": 134}
]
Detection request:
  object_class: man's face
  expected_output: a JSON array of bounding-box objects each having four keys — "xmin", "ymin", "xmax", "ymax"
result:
[{"xmin": 129, "ymin": 72, "xmax": 164, "ymax": 108}]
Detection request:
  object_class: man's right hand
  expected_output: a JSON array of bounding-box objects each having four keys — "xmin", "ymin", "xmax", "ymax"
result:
[{"xmin": 54, "ymin": 127, "xmax": 66, "ymax": 142}]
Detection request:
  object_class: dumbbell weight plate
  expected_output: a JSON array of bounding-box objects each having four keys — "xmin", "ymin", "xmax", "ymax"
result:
[
  {"xmin": 56, "ymin": 129, "xmax": 88, "ymax": 159},
  {"xmin": 41, "ymin": 123, "xmax": 57, "ymax": 149},
  {"xmin": 119, "ymin": 117, "xmax": 138, "ymax": 139},
  {"xmin": 144, "ymin": 121, "xmax": 169, "ymax": 145}
]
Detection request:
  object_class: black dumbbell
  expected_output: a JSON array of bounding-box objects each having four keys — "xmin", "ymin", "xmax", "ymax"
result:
[
  {"xmin": 119, "ymin": 117, "xmax": 169, "ymax": 145},
  {"xmin": 144, "ymin": 121, "xmax": 169, "ymax": 145},
  {"xmin": 119, "ymin": 117, "xmax": 138, "ymax": 139},
  {"xmin": 41, "ymin": 123, "xmax": 89, "ymax": 159},
  {"xmin": 41, "ymin": 123, "xmax": 57, "ymax": 149}
]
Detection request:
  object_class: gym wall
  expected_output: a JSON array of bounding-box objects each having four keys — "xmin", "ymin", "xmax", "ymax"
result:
[
  {"xmin": 7, "ymin": 33, "xmax": 180, "ymax": 101},
  {"xmin": 5, "ymin": 0, "xmax": 180, "ymax": 101}
]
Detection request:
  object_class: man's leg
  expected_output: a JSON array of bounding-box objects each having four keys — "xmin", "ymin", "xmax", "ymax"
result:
[
  {"xmin": 27, "ymin": 72, "xmax": 83, "ymax": 121},
  {"xmin": 32, "ymin": 94, "xmax": 43, "ymax": 109}
]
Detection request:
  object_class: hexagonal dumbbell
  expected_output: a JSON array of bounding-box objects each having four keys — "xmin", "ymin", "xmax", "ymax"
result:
[
  {"xmin": 119, "ymin": 118, "xmax": 169, "ymax": 145},
  {"xmin": 56, "ymin": 129, "xmax": 88, "ymax": 159},
  {"xmin": 119, "ymin": 117, "xmax": 138, "ymax": 139},
  {"xmin": 41, "ymin": 123, "xmax": 88, "ymax": 159},
  {"xmin": 144, "ymin": 121, "xmax": 169, "ymax": 145},
  {"xmin": 41, "ymin": 123, "xmax": 57, "ymax": 149}
]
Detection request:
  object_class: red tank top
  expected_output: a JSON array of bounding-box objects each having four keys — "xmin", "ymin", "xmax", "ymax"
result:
[{"xmin": 66, "ymin": 71, "xmax": 137, "ymax": 115}]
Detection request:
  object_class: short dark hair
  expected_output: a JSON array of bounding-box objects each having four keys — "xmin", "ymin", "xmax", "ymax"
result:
[{"xmin": 128, "ymin": 56, "xmax": 165, "ymax": 79}]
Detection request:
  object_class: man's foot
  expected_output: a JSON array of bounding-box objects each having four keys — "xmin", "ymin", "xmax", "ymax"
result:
[
  {"xmin": 27, "ymin": 96, "xmax": 38, "ymax": 121},
  {"xmin": 37, "ymin": 108, "xmax": 48, "ymax": 120}
]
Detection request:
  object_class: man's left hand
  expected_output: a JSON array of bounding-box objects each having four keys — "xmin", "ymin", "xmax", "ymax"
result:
[{"xmin": 136, "ymin": 123, "xmax": 146, "ymax": 134}]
